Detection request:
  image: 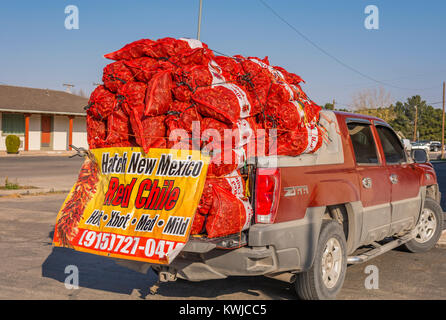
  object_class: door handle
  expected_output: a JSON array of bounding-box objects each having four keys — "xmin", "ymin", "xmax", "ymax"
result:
[
  {"xmin": 390, "ymin": 174, "xmax": 398, "ymax": 184},
  {"xmin": 362, "ymin": 177, "xmax": 372, "ymax": 189}
]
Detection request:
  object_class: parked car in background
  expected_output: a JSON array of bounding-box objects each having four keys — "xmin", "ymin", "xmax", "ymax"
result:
[
  {"xmin": 430, "ymin": 141, "xmax": 442, "ymax": 152},
  {"xmin": 411, "ymin": 141, "xmax": 430, "ymax": 153}
]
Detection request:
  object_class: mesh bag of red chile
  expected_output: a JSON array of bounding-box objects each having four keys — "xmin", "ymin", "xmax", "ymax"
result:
[
  {"xmin": 86, "ymin": 85, "xmax": 117, "ymax": 120},
  {"xmin": 213, "ymin": 55, "xmax": 243, "ymax": 83},
  {"xmin": 148, "ymin": 37, "xmax": 214, "ymax": 66},
  {"xmin": 263, "ymin": 100, "xmax": 304, "ymax": 132},
  {"xmin": 129, "ymin": 111, "xmax": 167, "ymax": 153},
  {"xmin": 272, "ymin": 65, "xmax": 304, "ymax": 86},
  {"xmin": 191, "ymin": 59, "xmax": 257, "ymax": 124},
  {"xmin": 144, "ymin": 70, "xmax": 173, "ymax": 116},
  {"xmin": 167, "ymin": 101, "xmax": 201, "ymax": 133},
  {"xmin": 193, "ymin": 84, "xmax": 255, "ymax": 124},
  {"xmin": 270, "ymin": 125, "xmax": 323, "ymax": 156},
  {"xmin": 106, "ymin": 37, "xmax": 212, "ymax": 64},
  {"xmin": 206, "ymin": 146, "xmax": 248, "ymax": 178},
  {"xmin": 303, "ymin": 100, "xmax": 323, "ymax": 127},
  {"xmin": 104, "ymin": 109, "xmax": 130, "ymax": 145},
  {"xmin": 143, "ymin": 37, "xmax": 193, "ymax": 59},
  {"xmin": 102, "ymin": 61, "xmax": 134, "ymax": 93},
  {"xmin": 104, "ymin": 39, "xmax": 155, "ymax": 61},
  {"xmin": 165, "ymin": 102, "xmax": 201, "ymax": 150},
  {"xmin": 117, "ymin": 81, "xmax": 147, "ymax": 116},
  {"xmin": 86, "ymin": 115, "xmax": 106, "ymax": 149},
  {"xmin": 122, "ymin": 57, "xmax": 158, "ymax": 83},
  {"xmin": 192, "ymin": 172, "xmax": 249, "ymax": 235},
  {"xmin": 193, "ymin": 169, "xmax": 250, "ymax": 236},
  {"xmin": 169, "ymin": 46, "xmax": 214, "ymax": 66},
  {"xmin": 197, "ymin": 169, "xmax": 246, "ymax": 216},
  {"xmin": 190, "ymin": 211, "xmax": 207, "ymax": 235},
  {"xmin": 200, "ymin": 117, "xmax": 230, "ymax": 152},
  {"xmin": 234, "ymin": 56, "xmax": 276, "ymax": 107},
  {"xmin": 171, "ymin": 64, "xmax": 213, "ymax": 102},
  {"xmin": 205, "ymin": 185, "xmax": 253, "ymax": 238},
  {"xmin": 171, "ymin": 84, "xmax": 192, "ymax": 103}
]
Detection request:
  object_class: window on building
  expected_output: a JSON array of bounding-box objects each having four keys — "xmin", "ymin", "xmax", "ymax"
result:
[
  {"xmin": 2, "ymin": 113, "xmax": 25, "ymax": 134},
  {"xmin": 348, "ymin": 122, "xmax": 379, "ymax": 165}
]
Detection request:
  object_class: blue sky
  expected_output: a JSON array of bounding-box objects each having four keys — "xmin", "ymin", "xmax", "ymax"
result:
[{"xmin": 0, "ymin": 0, "xmax": 445, "ymax": 109}]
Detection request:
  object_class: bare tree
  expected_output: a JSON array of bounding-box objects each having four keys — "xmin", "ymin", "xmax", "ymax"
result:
[
  {"xmin": 74, "ymin": 88, "xmax": 88, "ymax": 98},
  {"xmin": 351, "ymin": 87, "xmax": 392, "ymax": 110}
]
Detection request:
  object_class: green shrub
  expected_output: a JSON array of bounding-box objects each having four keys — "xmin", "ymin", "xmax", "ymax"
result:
[
  {"xmin": 4, "ymin": 177, "xmax": 19, "ymax": 189},
  {"xmin": 5, "ymin": 135, "xmax": 20, "ymax": 154}
]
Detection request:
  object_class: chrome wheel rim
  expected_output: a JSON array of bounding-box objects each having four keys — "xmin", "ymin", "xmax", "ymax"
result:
[
  {"xmin": 415, "ymin": 208, "xmax": 437, "ymax": 243},
  {"xmin": 321, "ymin": 237, "xmax": 343, "ymax": 289}
]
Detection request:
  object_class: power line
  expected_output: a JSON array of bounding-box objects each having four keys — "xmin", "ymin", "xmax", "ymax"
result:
[
  {"xmin": 258, "ymin": 0, "xmax": 434, "ymax": 92},
  {"xmin": 341, "ymin": 70, "xmax": 446, "ymax": 89},
  {"xmin": 338, "ymin": 81, "xmax": 440, "ymax": 91}
]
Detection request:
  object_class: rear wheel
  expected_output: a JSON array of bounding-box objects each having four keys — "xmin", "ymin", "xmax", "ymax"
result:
[
  {"xmin": 403, "ymin": 198, "xmax": 443, "ymax": 253},
  {"xmin": 294, "ymin": 220, "xmax": 347, "ymax": 300}
]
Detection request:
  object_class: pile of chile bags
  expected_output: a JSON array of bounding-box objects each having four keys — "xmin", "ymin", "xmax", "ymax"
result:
[{"xmin": 86, "ymin": 37, "xmax": 323, "ymax": 238}]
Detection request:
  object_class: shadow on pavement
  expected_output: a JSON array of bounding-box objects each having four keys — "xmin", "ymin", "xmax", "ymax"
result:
[
  {"xmin": 43, "ymin": 229, "xmax": 295, "ymax": 300},
  {"xmin": 41, "ymin": 245, "xmax": 295, "ymax": 299},
  {"xmin": 43, "ymin": 228, "xmax": 158, "ymax": 298},
  {"xmin": 151, "ymin": 276, "xmax": 295, "ymax": 300},
  {"xmin": 41, "ymin": 246, "xmax": 158, "ymax": 298}
]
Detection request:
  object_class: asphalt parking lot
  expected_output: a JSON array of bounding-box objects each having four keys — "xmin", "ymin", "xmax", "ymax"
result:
[
  {"xmin": 0, "ymin": 156, "xmax": 83, "ymax": 193},
  {"xmin": 0, "ymin": 156, "xmax": 445, "ymax": 300}
]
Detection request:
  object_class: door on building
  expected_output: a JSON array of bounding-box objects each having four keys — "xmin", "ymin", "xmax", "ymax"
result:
[{"xmin": 41, "ymin": 115, "xmax": 52, "ymax": 149}]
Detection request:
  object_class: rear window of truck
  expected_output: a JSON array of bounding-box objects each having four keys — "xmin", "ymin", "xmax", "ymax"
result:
[{"xmin": 348, "ymin": 123, "xmax": 379, "ymax": 165}]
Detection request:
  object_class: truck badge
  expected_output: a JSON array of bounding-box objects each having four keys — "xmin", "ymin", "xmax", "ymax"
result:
[{"xmin": 284, "ymin": 185, "xmax": 309, "ymax": 197}]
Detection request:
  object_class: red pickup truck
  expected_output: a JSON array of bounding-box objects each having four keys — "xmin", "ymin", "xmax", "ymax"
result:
[{"xmin": 117, "ymin": 110, "xmax": 444, "ymax": 300}]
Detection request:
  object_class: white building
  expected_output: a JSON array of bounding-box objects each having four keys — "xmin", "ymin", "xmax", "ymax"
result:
[{"xmin": 0, "ymin": 85, "xmax": 89, "ymax": 151}]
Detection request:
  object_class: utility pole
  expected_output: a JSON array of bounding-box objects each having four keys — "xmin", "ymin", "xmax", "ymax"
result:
[
  {"xmin": 442, "ymin": 81, "xmax": 445, "ymax": 159},
  {"xmin": 332, "ymin": 99, "xmax": 336, "ymax": 110},
  {"xmin": 413, "ymin": 104, "xmax": 418, "ymax": 142},
  {"xmin": 197, "ymin": 0, "xmax": 203, "ymax": 40}
]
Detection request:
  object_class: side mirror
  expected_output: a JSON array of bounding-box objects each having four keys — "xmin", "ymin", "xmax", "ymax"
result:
[{"xmin": 411, "ymin": 149, "xmax": 428, "ymax": 163}]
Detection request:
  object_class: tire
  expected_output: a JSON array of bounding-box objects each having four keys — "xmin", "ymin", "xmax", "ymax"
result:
[
  {"xmin": 402, "ymin": 198, "xmax": 444, "ymax": 253},
  {"xmin": 294, "ymin": 220, "xmax": 347, "ymax": 300}
]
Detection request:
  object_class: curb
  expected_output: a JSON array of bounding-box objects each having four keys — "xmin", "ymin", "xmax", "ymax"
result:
[
  {"xmin": 0, "ymin": 151, "xmax": 77, "ymax": 158},
  {"xmin": 0, "ymin": 188, "xmax": 70, "ymax": 198}
]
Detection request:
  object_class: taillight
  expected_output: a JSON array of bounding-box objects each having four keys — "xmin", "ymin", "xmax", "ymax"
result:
[{"xmin": 255, "ymin": 168, "xmax": 281, "ymax": 224}]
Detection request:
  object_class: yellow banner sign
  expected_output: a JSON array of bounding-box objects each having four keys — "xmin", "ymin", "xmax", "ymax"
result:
[{"xmin": 53, "ymin": 147, "xmax": 209, "ymax": 264}]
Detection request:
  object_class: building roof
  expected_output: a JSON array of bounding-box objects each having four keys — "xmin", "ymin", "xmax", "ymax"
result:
[{"xmin": 0, "ymin": 85, "xmax": 88, "ymax": 116}]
